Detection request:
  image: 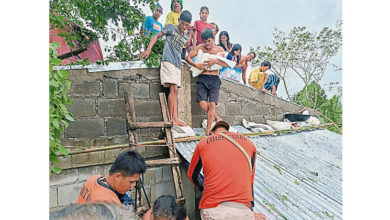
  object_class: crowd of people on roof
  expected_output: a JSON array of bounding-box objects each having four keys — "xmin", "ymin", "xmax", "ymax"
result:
[
  {"xmin": 140, "ymin": 0, "xmax": 281, "ymax": 136},
  {"xmin": 141, "ymin": 1, "xmax": 281, "ymax": 94}
]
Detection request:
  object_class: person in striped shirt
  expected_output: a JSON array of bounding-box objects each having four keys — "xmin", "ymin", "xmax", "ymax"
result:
[{"xmin": 248, "ymin": 61, "xmax": 280, "ymax": 96}]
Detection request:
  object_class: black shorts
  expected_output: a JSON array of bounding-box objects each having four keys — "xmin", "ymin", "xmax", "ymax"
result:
[{"xmin": 196, "ymin": 74, "xmax": 221, "ymax": 104}]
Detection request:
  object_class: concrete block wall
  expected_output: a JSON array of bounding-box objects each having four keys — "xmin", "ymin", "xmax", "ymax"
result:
[
  {"xmin": 50, "ymin": 163, "xmax": 177, "ymax": 210},
  {"xmin": 62, "ymin": 63, "xmax": 193, "ymax": 148},
  {"xmin": 63, "ymin": 67, "xmax": 167, "ymax": 147},
  {"xmin": 63, "ymin": 62, "xmax": 304, "ymax": 146}
]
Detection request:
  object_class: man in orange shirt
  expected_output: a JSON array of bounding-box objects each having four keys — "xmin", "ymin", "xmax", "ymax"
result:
[
  {"xmin": 77, "ymin": 150, "xmax": 147, "ymax": 211},
  {"xmin": 187, "ymin": 121, "xmax": 257, "ymax": 220}
]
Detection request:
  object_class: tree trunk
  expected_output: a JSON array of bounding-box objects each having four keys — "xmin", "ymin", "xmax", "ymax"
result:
[
  {"xmin": 57, "ymin": 46, "xmax": 88, "ymax": 60},
  {"xmin": 281, "ymin": 77, "xmax": 292, "ymax": 102}
]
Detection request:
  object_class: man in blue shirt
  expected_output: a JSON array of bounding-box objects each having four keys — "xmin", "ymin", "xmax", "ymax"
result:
[{"xmin": 142, "ymin": 3, "xmax": 164, "ymax": 37}]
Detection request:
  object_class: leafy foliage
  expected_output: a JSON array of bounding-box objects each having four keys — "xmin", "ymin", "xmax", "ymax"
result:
[
  {"xmin": 251, "ymin": 22, "xmax": 342, "ymax": 101},
  {"xmin": 49, "ymin": 42, "xmax": 74, "ymax": 175},
  {"xmin": 50, "ymin": 0, "xmax": 163, "ymax": 67},
  {"xmin": 105, "ymin": 32, "xmax": 165, "ymax": 68},
  {"xmin": 293, "ymin": 82, "xmax": 342, "ymax": 134}
]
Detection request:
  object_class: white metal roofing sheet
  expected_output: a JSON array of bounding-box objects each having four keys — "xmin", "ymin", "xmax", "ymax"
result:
[{"xmin": 175, "ymin": 127, "xmax": 342, "ymax": 220}]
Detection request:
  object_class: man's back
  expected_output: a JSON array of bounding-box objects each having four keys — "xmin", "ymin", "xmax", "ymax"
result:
[
  {"xmin": 248, "ymin": 68, "xmax": 266, "ymax": 89},
  {"xmin": 188, "ymin": 132, "xmax": 257, "ymax": 209},
  {"xmin": 77, "ymin": 175, "xmax": 121, "ymax": 205}
]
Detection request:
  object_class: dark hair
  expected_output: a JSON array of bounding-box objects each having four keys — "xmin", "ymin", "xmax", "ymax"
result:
[
  {"xmin": 152, "ymin": 195, "xmax": 187, "ymax": 220},
  {"xmin": 199, "ymin": 6, "xmax": 209, "ymax": 14},
  {"xmin": 201, "ymin": 28, "xmax": 214, "ymax": 41},
  {"xmin": 170, "ymin": 0, "xmax": 183, "ymax": 11},
  {"xmin": 261, "ymin": 61, "xmax": 272, "ymax": 69},
  {"xmin": 210, "ymin": 22, "xmax": 219, "ymax": 33},
  {"xmin": 109, "ymin": 150, "xmax": 147, "ymax": 177},
  {"xmin": 176, "ymin": 203, "xmax": 187, "ymax": 220},
  {"xmin": 248, "ymin": 51, "xmax": 256, "ymax": 59},
  {"xmin": 50, "ymin": 202, "xmax": 137, "ymax": 220},
  {"xmin": 218, "ymin": 31, "xmax": 231, "ymax": 52},
  {"xmin": 230, "ymin": 44, "xmax": 242, "ymax": 64},
  {"xmin": 179, "ymin": 10, "xmax": 192, "ymax": 23}
]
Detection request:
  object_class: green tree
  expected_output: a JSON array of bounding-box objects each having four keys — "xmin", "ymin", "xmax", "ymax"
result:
[
  {"xmin": 293, "ymin": 82, "xmax": 342, "ymax": 134},
  {"xmin": 251, "ymin": 22, "xmax": 342, "ymax": 102},
  {"xmin": 49, "ymin": 0, "xmax": 163, "ymax": 174},
  {"xmin": 49, "ymin": 0, "xmax": 163, "ymax": 67}
]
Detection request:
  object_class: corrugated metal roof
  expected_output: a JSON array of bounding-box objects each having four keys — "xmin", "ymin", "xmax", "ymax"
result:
[{"xmin": 176, "ymin": 127, "xmax": 342, "ymax": 220}]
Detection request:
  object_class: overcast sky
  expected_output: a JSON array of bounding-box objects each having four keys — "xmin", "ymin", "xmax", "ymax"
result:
[{"xmin": 102, "ymin": 0, "xmax": 342, "ymax": 99}]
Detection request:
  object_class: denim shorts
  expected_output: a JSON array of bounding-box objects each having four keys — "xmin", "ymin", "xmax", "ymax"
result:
[{"xmin": 196, "ymin": 74, "xmax": 221, "ymax": 104}]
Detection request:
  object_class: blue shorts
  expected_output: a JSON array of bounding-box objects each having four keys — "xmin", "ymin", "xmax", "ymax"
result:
[
  {"xmin": 264, "ymin": 74, "xmax": 280, "ymax": 91},
  {"xmin": 196, "ymin": 74, "xmax": 221, "ymax": 104}
]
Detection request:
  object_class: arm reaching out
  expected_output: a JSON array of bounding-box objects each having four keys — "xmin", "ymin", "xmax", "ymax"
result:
[
  {"xmin": 260, "ymin": 74, "xmax": 268, "ymax": 92},
  {"xmin": 139, "ymin": 31, "xmax": 164, "ymax": 58}
]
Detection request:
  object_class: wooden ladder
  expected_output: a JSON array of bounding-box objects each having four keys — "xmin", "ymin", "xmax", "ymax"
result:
[{"xmin": 124, "ymin": 92, "xmax": 185, "ymax": 213}]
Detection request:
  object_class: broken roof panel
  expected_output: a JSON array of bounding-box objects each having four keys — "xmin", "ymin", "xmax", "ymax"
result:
[{"xmin": 176, "ymin": 127, "xmax": 342, "ymax": 220}]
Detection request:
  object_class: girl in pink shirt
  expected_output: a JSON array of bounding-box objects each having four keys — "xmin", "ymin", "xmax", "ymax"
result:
[{"xmin": 193, "ymin": 6, "xmax": 214, "ymax": 46}]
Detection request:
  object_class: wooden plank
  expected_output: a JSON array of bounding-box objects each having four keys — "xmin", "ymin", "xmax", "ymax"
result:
[
  {"xmin": 159, "ymin": 93, "xmax": 184, "ymax": 200},
  {"xmin": 124, "ymin": 92, "xmax": 138, "ymax": 150},
  {"xmin": 128, "ymin": 121, "xmax": 173, "ymax": 129},
  {"xmin": 146, "ymin": 158, "xmax": 180, "ymax": 166},
  {"xmin": 136, "ymin": 183, "xmax": 142, "ymax": 213},
  {"xmin": 124, "ymin": 92, "xmax": 141, "ymax": 210}
]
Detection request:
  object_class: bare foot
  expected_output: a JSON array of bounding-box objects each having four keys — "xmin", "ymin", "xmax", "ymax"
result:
[
  {"xmin": 215, "ymin": 115, "xmax": 222, "ymax": 122},
  {"xmin": 174, "ymin": 118, "xmax": 188, "ymax": 127},
  {"xmin": 172, "ymin": 121, "xmax": 181, "ymax": 126}
]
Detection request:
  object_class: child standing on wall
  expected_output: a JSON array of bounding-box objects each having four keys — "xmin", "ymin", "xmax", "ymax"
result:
[
  {"xmin": 192, "ymin": 6, "xmax": 214, "ymax": 46},
  {"xmin": 140, "ymin": 11, "xmax": 192, "ymax": 127},
  {"xmin": 141, "ymin": 3, "xmax": 163, "ymax": 37}
]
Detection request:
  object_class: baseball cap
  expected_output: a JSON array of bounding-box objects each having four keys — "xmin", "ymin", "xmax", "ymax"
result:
[{"xmin": 210, "ymin": 120, "xmax": 230, "ymax": 132}]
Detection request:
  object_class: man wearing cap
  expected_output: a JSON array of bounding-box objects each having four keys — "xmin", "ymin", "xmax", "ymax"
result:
[
  {"xmin": 187, "ymin": 121, "xmax": 258, "ymax": 220},
  {"xmin": 142, "ymin": 3, "xmax": 164, "ymax": 37},
  {"xmin": 140, "ymin": 10, "xmax": 192, "ymax": 127}
]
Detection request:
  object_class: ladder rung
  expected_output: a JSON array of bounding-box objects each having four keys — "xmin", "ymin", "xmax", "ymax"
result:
[
  {"xmin": 128, "ymin": 121, "xmax": 173, "ymax": 129},
  {"xmin": 146, "ymin": 158, "xmax": 180, "ymax": 166},
  {"xmin": 129, "ymin": 143, "xmax": 174, "ymax": 147},
  {"xmin": 176, "ymin": 197, "xmax": 186, "ymax": 203}
]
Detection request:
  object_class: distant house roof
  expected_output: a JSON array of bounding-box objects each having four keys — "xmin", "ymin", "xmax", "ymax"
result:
[
  {"xmin": 49, "ymin": 27, "xmax": 103, "ymax": 65},
  {"xmin": 176, "ymin": 127, "xmax": 342, "ymax": 220}
]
